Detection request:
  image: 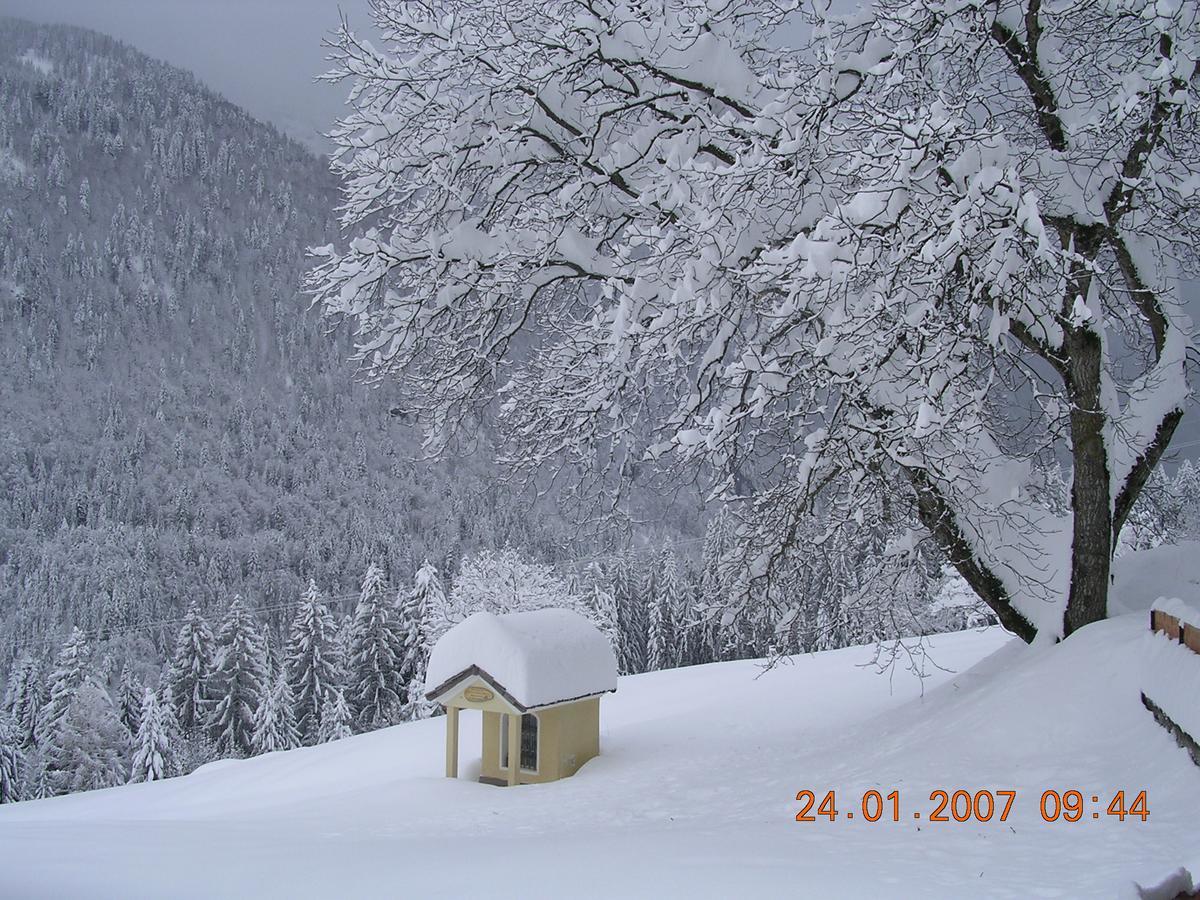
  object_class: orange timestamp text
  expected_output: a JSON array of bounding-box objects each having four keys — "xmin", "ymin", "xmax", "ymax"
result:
[{"xmin": 794, "ymin": 789, "xmax": 1149, "ymax": 823}]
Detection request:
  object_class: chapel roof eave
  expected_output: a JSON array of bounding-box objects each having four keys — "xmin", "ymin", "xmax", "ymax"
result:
[{"xmin": 425, "ymin": 663, "xmax": 616, "ymax": 712}]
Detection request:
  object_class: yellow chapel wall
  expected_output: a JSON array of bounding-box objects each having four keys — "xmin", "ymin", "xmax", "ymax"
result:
[
  {"xmin": 553, "ymin": 697, "xmax": 601, "ymax": 778},
  {"xmin": 441, "ymin": 675, "xmax": 604, "ymax": 785},
  {"xmin": 479, "ymin": 698, "xmax": 601, "ymax": 784}
]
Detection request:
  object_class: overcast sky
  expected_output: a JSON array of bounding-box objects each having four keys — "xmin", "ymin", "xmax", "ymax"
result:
[{"xmin": 0, "ymin": 0, "xmax": 359, "ymax": 152}]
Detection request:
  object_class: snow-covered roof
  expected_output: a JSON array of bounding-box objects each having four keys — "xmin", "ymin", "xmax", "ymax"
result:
[{"xmin": 424, "ymin": 609, "xmax": 617, "ymax": 710}]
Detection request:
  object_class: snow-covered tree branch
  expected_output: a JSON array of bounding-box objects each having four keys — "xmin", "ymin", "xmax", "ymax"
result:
[{"xmin": 310, "ymin": 0, "xmax": 1200, "ymax": 643}]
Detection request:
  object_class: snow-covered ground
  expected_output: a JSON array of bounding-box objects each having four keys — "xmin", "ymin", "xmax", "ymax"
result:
[{"xmin": 1, "ymin": 617, "xmax": 1196, "ymax": 899}]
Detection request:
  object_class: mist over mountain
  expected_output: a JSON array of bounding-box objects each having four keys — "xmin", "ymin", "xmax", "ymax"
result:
[
  {"xmin": 0, "ymin": 0, "xmax": 354, "ymax": 153},
  {"xmin": 0, "ymin": 18, "xmax": 602, "ymax": 668}
]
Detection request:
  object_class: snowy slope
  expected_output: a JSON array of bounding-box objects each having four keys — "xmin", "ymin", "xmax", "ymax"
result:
[{"xmin": 1, "ymin": 619, "xmax": 1197, "ymax": 899}]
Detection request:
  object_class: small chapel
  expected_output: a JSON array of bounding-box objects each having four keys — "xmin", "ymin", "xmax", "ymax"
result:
[{"xmin": 424, "ymin": 608, "xmax": 618, "ymax": 786}]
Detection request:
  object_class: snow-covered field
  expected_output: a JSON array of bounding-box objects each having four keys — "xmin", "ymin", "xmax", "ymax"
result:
[{"xmin": 1, "ymin": 617, "xmax": 1196, "ymax": 899}]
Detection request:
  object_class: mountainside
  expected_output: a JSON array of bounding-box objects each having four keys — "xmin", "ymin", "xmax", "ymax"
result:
[
  {"xmin": 0, "ymin": 18, "xmax": 591, "ymax": 668},
  {"xmin": 0, "ymin": 617, "xmax": 1195, "ymax": 898}
]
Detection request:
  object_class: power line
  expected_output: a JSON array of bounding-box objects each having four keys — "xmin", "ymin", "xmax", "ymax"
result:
[
  {"xmin": 554, "ymin": 535, "xmax": 706, "ymax": 572},
  {"xmin": 7, "ymin": 537, "xmax": 708, "ymax": 652},
  {"xmin": 8, "ymin": 591, "xmax": 362, "ymax": 652}
]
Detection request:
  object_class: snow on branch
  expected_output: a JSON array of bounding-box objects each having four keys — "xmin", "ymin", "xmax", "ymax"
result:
[{"xmin": 311, "ymin": 0, "xmax": 1200, "ymax": 641}]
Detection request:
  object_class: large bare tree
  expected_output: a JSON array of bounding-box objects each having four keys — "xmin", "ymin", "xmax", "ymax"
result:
[{"xmin": 310, "ymin": 0, "xmax": 1199, "ymax": 643}]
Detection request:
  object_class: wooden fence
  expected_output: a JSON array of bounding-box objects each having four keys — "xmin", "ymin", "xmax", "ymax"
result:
[{"xmin": 1143, "ymin": 607, "xmax": 1200, "ymax": 769}]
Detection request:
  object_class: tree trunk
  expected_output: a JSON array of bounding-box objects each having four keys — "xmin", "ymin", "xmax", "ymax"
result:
[{"xmin": 1063, "ymin": 317, "xmax": 1113, "ymax": 637}]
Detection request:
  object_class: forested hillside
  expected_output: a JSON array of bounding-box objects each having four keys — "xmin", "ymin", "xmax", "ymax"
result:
[{"xmin": 0, "ymin": 18, "xmax": 587, "ymax": 668}]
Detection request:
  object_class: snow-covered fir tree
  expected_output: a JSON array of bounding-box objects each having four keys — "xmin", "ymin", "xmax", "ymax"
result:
[
  {"xmin": 643, "ymin": 553, "xmax": 675, "ymax": 673},
  {"xmin": 37, "ymin": 627, "xmax": 91, "ymax": 744},
  {"xmin": 116, "ymin": 665, "xmax": 143, "ymax": 738},
  {"xmin": 0, "ymin": 714, "xmax": 22, "ymax": 804},
  {"xmin": 586, "ymin": 563, "xmax": 621, "ymax": 663},
  {"xmin": 613, "ymin": 555, "xmax": 646, "ymax": 675},
  {"xmin": 1173, "ymin": 461, "xmax": 1200, "ymax": 538},
  {"xmin": 1, "ymin": 654, "xmax": 42, "ymax": 747},
  {"xmin": 208, "ymin": 597, "xmax": 267, "ymax": 757},
  {"xmin": 397, "ymin": 560, "xmax": 440, "ymax": 719},
  {"xmin": 1118, "ymin": 464, "xmax": 1200, "ymax": 552},
  {"xmin": 252, "ymin": 670, "xmax": 300, "ymax": 755},
  {"xmin": 44, "ymin": 680, "xmax": 128, "ymax": 795},
  {"xmin": 346, "ymin": 564, "xmax": 404, "ymax": 730},
  {"xmin": 658, "ymin": 544, "xmax": 684, "ymax": 667},
  {"xmin": 165, "ymin": 602, "xmax": 216, "ymax": 733},
  {"xmin": 335, "ymin": 612, "xmax": 356, "ymax": 684},
  {"xmin": 128, "ymin": 688, "xmax": 175, "ymax": 783},
  {"xmin": 26, "ymin": 763, "xmax": 51, "ymax": 803},
  {"xmin": 698, "ymin": 511, "xmax": 735, "ymax": 664},
  {"xmin": 317, "ymin": 688, "xmax": 353, "ymax": 744},
  {"xmin": 285, "ymin": 579, "xmax": 341, "ymax": 743}
]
